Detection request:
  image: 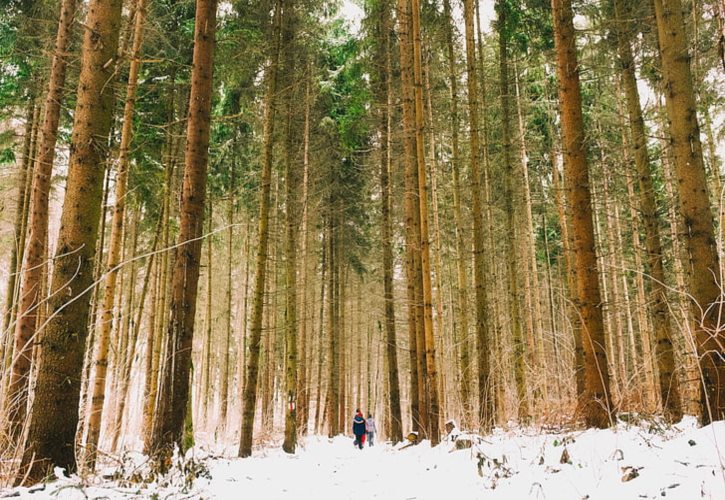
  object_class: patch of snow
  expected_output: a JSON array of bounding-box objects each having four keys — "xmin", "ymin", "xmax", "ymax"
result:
[{"xmin": 5, "ymin": 418, "xmax": 723, "ymax": 499}]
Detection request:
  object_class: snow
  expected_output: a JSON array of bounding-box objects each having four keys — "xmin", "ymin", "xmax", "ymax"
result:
[{"xmin": 4, "ymin": 417, "xmax": 723, "ymax": 499}]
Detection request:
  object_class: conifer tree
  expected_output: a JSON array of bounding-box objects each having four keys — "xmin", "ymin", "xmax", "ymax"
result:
[
  {"xmin": 16, "ymin": 0, "xmax": 124, "ymax": 483},
  {"xmin": 551, "ymin": 0, "xmax": 613, "ymax": 428}
]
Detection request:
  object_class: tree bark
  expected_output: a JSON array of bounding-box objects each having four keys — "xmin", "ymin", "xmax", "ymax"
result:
[
  {"xmin": 85, "ymin": 0, "xmax": 147, "ymax": 467},
  {"xmin": 4, "ymin": 0, "xmax": 79, "ymax": 448},
  {"xmin": 326, "ymin": 214, "xmax": 340, "ymax": 436},
  {"xmin": 462, "ymin": 0, "xmax": 494, "ymax": 431},
  {"xmin": 149, "ymin": 0, "xmax": 217, "ymax": 461},
  {"xmin": 239, "ymin": 0, "xmax": 283, "ymax": 457},
  {"xmin": 410, "ymin": 0, "xmax": 441, "ymax": 445},
  {"xmin": 653, "ymin": 0, "xmax": 724, "ymax": 424},
  {"xmin": 3, "ymin": 106, "xmax": 37, "ymax": 402},
  {"xmin": 16, "ymin": 0, "xmax": 123, "ymax": 483},
  {"xmin": 551, "ymin": 0, "xmax": 613, "ymax": 428},
  {"xmin": 313, "ymin": 238, "xmax": 327, "ymax": 434},
  {"xmin": 143, "ymin": 110, "xmax": 179, "ymax": 451}
]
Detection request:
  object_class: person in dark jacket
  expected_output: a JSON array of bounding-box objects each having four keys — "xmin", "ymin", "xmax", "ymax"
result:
[{"xmin": 352, "ymin": 409, "xmax": 366, "ymax": 449}]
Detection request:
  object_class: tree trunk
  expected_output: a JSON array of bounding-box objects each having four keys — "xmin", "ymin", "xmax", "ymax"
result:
[
  {"xmin": 202, "ymin": 200, "xmax": 214, "ymax": 420},
  {"xmin": 551, "ymin": 0, "xmax": 613, "ymax": 428},
  {"xmin": 81, "ymin": 162, "xmax": 112, "ymax": 434},
  {"xmin": 474, "ymin": 1, "xmax": 502, "ymax": 424},
  {"xmin": 622, "ymin": 163, "xmax": 657, "ymax": 410},
  {"xmin": 149, "ymin": 0, "xmax": 217, "ymax": 461},
  {"xmin": 396, "ymin": 0, "xmax": 424, "ymax": 434},
  {"xmin": 297, "ymin": 68, "xmax": 312, "ymax": 435},
  {"xmin": 2, "ymin": 100, "xmax": 36, "ymax": 342},
  {"xmin": 338, "ymin": 258, "xmax": 347, "ymax": 434},
  {"xmin": 597, "ymin": 171, "xmax": 625, "ymax": 403},
  {"xmin": 462, "ymin": 0, "xmax": 494, "ymax": 431},
  {"xmin": 239, "ymin": 0, "xmax": 283, "ymax": 458},
  {"xmin": 236, "ymin": 218, "xmax": 252, "ymax": 417},
  {"xmin": 16, "ymin": 0, "xmax": 123, "ymax": 483},
  {"xmin": 375, "ymin": 0, "xmax": 402, "ymax": 444},
  {"xmin": 443, "ymin": 0, "xmax": 472, "ymax": 430},
  {"xmin": 111, "ymin": 217, "xmax": 161, "ymax": 452},
  {"xmin": 514, "ymin": 63, "xmax": 547, "ymax": 406},
  {"xmin": 550, "ymin": 140, "xmax": 583, "ymax": 402},
  {"xmin": 85, "ymin": 0, "xmax": 147, "ymax": 467},
  {"xmin": 313, "ymin": 239, "xmax": 327, "ymax": 434},
  {"xmin": 220, "ymin": 169, "xmax": 235, "ymax": 429},
  {"xmin": 282, "ymin": 2, "xmax": 299, "ymax": 453},
  {"xmin": 410, "ymin": 0, "xmax": 440, "ymax": 445},
  {"xmin": 143, "ymin": 110, "xmax": 179, "ymax": 450},
  {"xmin": 326, "ymin": 215, "xmax": 339, "ymax": 436},
  {"xmin": 653, "ymin": 0, "xmax": 724, "ymax": 424},
  {"xmin": 4, "ymin": 0, "xmax": 78, "ymax": 448},
  {"xmin": 497, "ymin": 3, "xmax": 528, "ymax": 421},
  {"xmin": 659, "ymin": 128, "xmax": 698, "ymax": 415}
]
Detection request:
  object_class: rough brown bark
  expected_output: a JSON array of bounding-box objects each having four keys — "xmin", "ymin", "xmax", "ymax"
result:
[
  {"xmin": 85, "ymin": 0, "xmax": 147, "ymax": 467},
  {"xmin": 4, "ymin": 0, "xmax": 79, "ymax": 448},
  {"xmin": 613, "ymin": 0, "xmax": 682, "ymax": 421},
  {"xmin": 653, "ymin": 0, "xmax": 724, "ymax": 424},
  {"xmin": 149, "ymin": 0, "xmax": 217, "ymax": 461},
  {"xmin": 596, "ymin": 170, "xmax": 625, "ymax": 401},
  {"xmin": 15, "ymin": 0, "xmax": 123, "ymax": 483},
  {"xmin": 236, "ymin": 218, "xmax": 252, "ymax": 417},
  {"xmin": 313, "ymin": 239, "xmax": 327, "ymax": 434},
  {"xmin": 338, "ymin": 256, "xmax": 347, "ymax": 435},
  {"xmin": 326, "ymin": 215, "xmax": 339, "ymax": 436},
  {"xmin": 551, "ymin": 0, "xmax": 613, "ymax": 428},
  {"xmin": 1, "ymin": 105, "xmax": 33, "ymax": 390}
]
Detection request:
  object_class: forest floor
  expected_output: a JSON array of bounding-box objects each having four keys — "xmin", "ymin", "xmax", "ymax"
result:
[{"xmin": 2, "ymin": 416, "xmax": 723, "ymax": 499}]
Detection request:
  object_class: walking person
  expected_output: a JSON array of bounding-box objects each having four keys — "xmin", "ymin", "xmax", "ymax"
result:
[
  {"xmin": 352, "ymin": 409, "xmax": 366, "ymax": 449},
  {"xmin": 366, "ymin": 413, "xmax": 376, "ymax": 447}
]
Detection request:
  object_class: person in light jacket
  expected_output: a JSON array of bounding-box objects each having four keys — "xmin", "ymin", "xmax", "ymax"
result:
[
  {"xmin": 352, "ymin": 409, "xmax": 366, "ymax": 449},
  {"xmin": 365, "ymin": 413, "xmax": 376, "ymax": 447}
]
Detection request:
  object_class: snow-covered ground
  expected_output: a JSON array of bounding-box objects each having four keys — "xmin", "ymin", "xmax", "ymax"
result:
[{"xmin": 4, "ymin": 417, "xmax": 723, "ymax": 499}]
